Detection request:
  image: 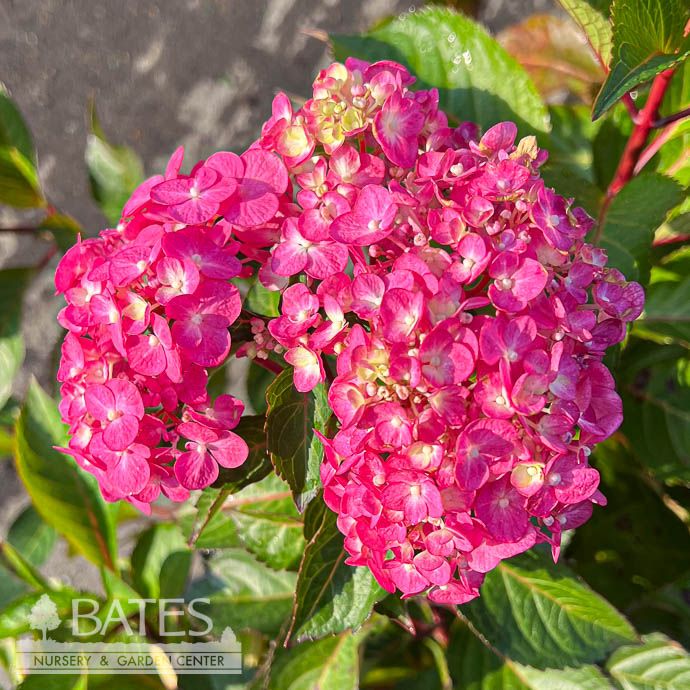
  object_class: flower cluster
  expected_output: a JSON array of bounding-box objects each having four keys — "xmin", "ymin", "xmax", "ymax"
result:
[
  {"xmin": 251, "ymin": 59, "xmax": 643, "ymax": 602},
  {"xmin": 56, "ymin": 57, "xmax": 643, "ymax": 602},
  {"xmin": 55, "ymin": 146, "xmax": 288, "ymax": 510}
]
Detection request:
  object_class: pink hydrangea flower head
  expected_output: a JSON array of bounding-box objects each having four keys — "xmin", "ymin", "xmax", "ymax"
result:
[{"xmin": 56, "ymin": 58, "xmax": 642, "ymax": 597}]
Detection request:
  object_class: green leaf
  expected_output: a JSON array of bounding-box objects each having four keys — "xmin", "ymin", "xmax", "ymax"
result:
[
  {"xmin": 131, "ymin": 524, "xmax": 191, "ymax": 600},
  {"xmin": 462, "ymin": 547, "xmax": 637, "ymax": 668},
  {"xmin": 331, "ymin": 6, "xmax": 550, "ymax": 135},
  {"xmin": 449, "ymin": 621, "xmax": 612, "ymax": 689},
  {"xmin": 597, "ymin": 172, "xmax": 683, "ymax": 283},
  {"xmin": 0, "ymin": 146, "xmax": 43, "ymax": 208},
  {"xmin": 547, "ymin": 105, "xmax": 600, "ymax": 182},
  {"xmin": 247, "ymin": 361, "xmax": 273, "ymax": 415},
  {"xmin": 0, "ymin": 590, "xmax": 75, "ymax": 639},
  {"xmin": 185, "ymin": 416, "xmax": 273, "ymax": 550},
  {"xmin": 224, "ymin": 474, "xmax": 306, "ymax": 571},
  {"xmin": 592, "ymin": 102, "xmax": 633, "ymax": 189},
  {"xmin": 85, "ymin": 106, "xmax": 144, "ymax": 224},
  {"xmin": 14, "ymin": 380, "xmax": 117, "ymax": 570},
  {"xmin": 0, "ymin": 83, "xmax": 35, "ymax": 164},
  {"xmin": 183, "ymin": 489, "xmax": 241, "ymax": 550},
  {"xmin": 214, "ymin": 414, "xmax": 272, "ymax": 492},
  {"xmin": 636, "ymin": 274, "xmax": 690, "ymax": 346},
  {"xmin": 245, "ymin": 280, "xmax": 281, "ymax": 318},
  {"xmin": 7, "ymin": 505, "xmax": 57, "ymax": 568},
  {"xmin": 593, "ymin": 0, "xmax": 690, "ymax": 119},
  {"xmin": 619, "ymin": 346, "xmax": 690, "ymax": 483},
  {"xmin": 266, "ymin": 631, "xmax": 363, "ymax": 690},
  {"xmin": 18, "ymin": 675, "xmax": 88, "ymax": 690},
  {"xmin": 568, "ymin": 439, "xmax": 690, "ymax": 608},
  {"xmin": 0, "ymin": 268, "xmax": 33, "ymax": 410},
  {"xmin": 287, "ymin": 503, "xmax": 385, "ymax": 644},
  {"xmin": 606, "ymin": 633, "xmax": 690, "ymax": 689},
  {"xmin": 0, "ymin": 507, "xmax": 55, "ymax": 609},
  {"xmin": 187, "ymin": 548, "xmax": 296, "ymax": 636},
  {"xmin": 266, "ymin": 369, "xmax": 330, "ymax": 512},
  {"xmin": 557, "ymin": 0, "xmax": 613, "ymax": 68},
  {"xmin": 186, "ymin": 474, "xmax": 306, "ymax": 568}
]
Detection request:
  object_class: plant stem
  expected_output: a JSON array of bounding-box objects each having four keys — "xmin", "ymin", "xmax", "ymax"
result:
[
  {"xmin": 607, "ymin": 68, "xmax": 675, "ymax": 197},
  {"xmin": 652, "ymin": 106, "xmax": 690, "ymax": 128},
  {"xmin": 634, "ymin": 120, "xmax": 682, "ymax": 175},
  {"xmin": 622, "ymin": 93, "xmax": 640, "ymax": 122},
  {"xmin": 595, "ymin": 68, "xmax": 676, "ymax": 240},
  {"xmin": 0, "ymin": 226, "xmax": 41, "ymax": 235},
  {"xmin": 251, "ymin": 356, "xmax": 283, "ymax": 375}
]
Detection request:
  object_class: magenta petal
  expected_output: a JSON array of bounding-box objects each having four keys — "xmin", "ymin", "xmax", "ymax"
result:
[
  {"xmin": 272, "ymin": 241, "xmax": 308, "ymax": 277},
  {"xmin": 455, "ymin": 454, "xmax": 489, "ymax": 491},
  {"xmin": 103, "ymin": 414, "xmax": 139, "ymax": 451},
  {"xmin": 151, "ymin": 177, "xmax": 193, "ymax": 205},
  {"xmin": 84, "ymin": 384, "xmax": 116, "ymax": 421},
  {"xmin": 175, "ymin": 450, "xmax": 219, "ymax": 490},
  {"xmin": 305, "ymin": 243, "xmax": 348, "ymax": 279},
  {"xmin": 168, "ymin": 197, "xmax": 220, "ymax": 225},
  {"xmin": 210, "ymin": 432, "xmax": 249, "ymax": 469},
  {"xmin": 108, "ymin": 451, "xmax": 151, "ymax": 497}
]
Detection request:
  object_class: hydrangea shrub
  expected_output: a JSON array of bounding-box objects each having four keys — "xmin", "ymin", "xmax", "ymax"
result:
[{"xmin": 2, "ymin": 2, "xmax": 690, "ymax": 688}]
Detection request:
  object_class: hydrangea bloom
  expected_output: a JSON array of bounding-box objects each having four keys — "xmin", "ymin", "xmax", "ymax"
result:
[
  {"xmin": 56, "ymin": 58, "xmax": 643, "ymax": 602},
  {"xmin": 250, "ymin": 59, "xmax": 643, "ymax": 603},
  {"xmin": 54, "ymin": 147, "xmax": 287, "ymax": 511}
]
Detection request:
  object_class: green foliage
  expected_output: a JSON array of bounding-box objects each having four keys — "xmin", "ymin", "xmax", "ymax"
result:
[
  {"xmin": 596, "ymin": 172, "xmax": 683, "ymax": 281},
  {"xmin": 0, "ymin": 269, "xmax": 33, "ymax": 411},
  {"xmin": 287, "ymin": 502, "xmax": 385, "ymax": 644},
  {"xmin": 593, "ymin": 0, "xmax": 690, "ymax": 119},
  {"xmin": 266, "ymin": 369, "xmax": 330, "ymax": 512},
  {"xmin": 265, "ymin": 631, "xmax": 363, "ymax": 690},
  {"xmin": 214, "ymin": 414, "xmax": 273, "ymax": 492},
  {"xmin": 332, "ymin": 6, "xmax": 550, "ymax": 135},
  {"xmin": 187, "ymin": 548, "xmax": 296, "ymax": 636},
  {"xmin": 130, "ymin": 524, "xmax": 191, "ymax": 599},
  {"xmin": 85, "ymin": 105, "xmax": 144, "ymax": 224},
  {"xmin": 185, "ymin": 474, "xmax": 306, "ymax": 568},
  {"xmin": 606, "ymin": 633, "xmax": 690, "ymax": 689},
  {"xmin": 0, "ymin": 146, "xmax": 43, "ymax": 208},
  {"xmin": 568, "ymin": 439, "xmax": 690, "ymax": 608},
  {"xmin": 619, "ymin": 344, "xmax": 690, "ymax": 485},
  {"xmin": 557, "ymin": 0, "xmax": 613, "ymax": 67},
  {"xmin": 448, "ymin": 623, "xmax": 612, "ymax": 689},
  {"xmin": 0, "ymin": 85, "xmax": 43, "ymax": 208},
  {"xmin": 245, "ymin": 280, "xmax": 281, "ymax": 318},
  {"xmin": 0, "ymin": 84, "xmax": 35, "ymax": 164},
  {"xmin": 462, "ymin": 548, "xmax": 637, "ymax": 667}
]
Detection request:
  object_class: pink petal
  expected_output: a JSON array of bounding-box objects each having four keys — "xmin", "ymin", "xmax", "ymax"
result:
[
  {"xmin": 84, "ymin": 384, "xmax": 115, "ymax": 421},
  {"xmin": 305, "ymin": 243, "xmax": 348, "ymax": 279},
  {"xmin": 210, "ymin": 432, "xmax": 249, "ymax": 469},
  {"xmin": 108, "ymin": 450, "xmax": 151, "ymax": 497},
  {"xmin": 175, "ymin": 450, "xmax": 219, "ymax": 490},
  {"xmin": 103, "ymin": 414, "xmax": 139, "ymax": 451}
]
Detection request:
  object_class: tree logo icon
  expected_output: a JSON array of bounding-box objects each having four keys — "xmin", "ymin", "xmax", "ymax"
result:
[{"xmin": 28, "ymin": 594, "xmax": 61, "ymax": 641}]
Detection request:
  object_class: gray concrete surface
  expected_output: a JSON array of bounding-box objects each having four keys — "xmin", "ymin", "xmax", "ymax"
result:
[{"xmin": 0, "ymin": 0, "xmax": 555, "ymax": 586}]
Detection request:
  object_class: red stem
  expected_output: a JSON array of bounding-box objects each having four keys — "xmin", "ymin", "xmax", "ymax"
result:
[
  {"xmin": 607, "ymin": 68, "xmax": 675, "ymax": 197},
  {"xmin": 634, "ymin": 121, "xmax": 680, "ymax": 175},
  {"xmin": 652, "ymin": 106, "xmax": 690, "ymax": 128},
  {"xmin": 252, "ymin": 356, "xmax": 283, "ymax": 375},
  {"xmin": 595, "ymin": 68, "xmax": 676, "ymax": 239}
]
